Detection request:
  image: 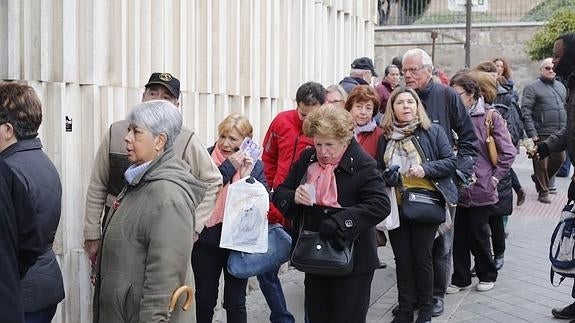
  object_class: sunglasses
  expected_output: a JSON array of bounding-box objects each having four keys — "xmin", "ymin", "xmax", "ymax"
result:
[{"xmin": 543, "ymin": 66, "xmax": 554, "ymax": 71}]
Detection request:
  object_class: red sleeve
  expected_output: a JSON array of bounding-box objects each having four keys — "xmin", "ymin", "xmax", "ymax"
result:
[{"xmin": 262, "ymin": 120, "xmax": 279, "ymax": 188}]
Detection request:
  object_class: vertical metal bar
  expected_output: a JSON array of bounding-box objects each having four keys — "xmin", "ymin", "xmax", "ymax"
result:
[{"xmin": 465, "ymin": 0, "xmax": 472, "ymax": 68}]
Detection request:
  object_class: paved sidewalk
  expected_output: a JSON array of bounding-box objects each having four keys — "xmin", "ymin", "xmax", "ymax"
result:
[{"xmin": 224, "ymin": 151, "xmax": 574, "ymax": 322}]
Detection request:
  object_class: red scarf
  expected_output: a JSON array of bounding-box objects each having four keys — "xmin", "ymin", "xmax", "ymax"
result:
[{"xmin": 206, "ymin": 145, "xmax": 241, "ymax": 227}]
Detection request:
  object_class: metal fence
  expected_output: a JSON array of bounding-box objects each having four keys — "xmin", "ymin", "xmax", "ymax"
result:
[{"xmin": 378, "ymin": 0, "xmax": 575, "ymax": 25}]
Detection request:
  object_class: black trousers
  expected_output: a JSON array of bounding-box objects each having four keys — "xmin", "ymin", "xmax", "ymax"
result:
[
  {"xmin": 304, "ymin": 271, "xmax": 374, "ymax": 323},
  {"xmin": 389, "ymin": 220, "xmax": 438, "ymax": 314},
  {"xmin": 192, "ymin": 241, "xmax": 248, "ymax": 323},
  {"xmin": 452, "ymin": 205, "xmax": 497, "ymax": 286},
  {"xmin": 489, "ymin": 214, "xmax": 505, "ymax": 258},
  {"xmin": 510, "ymin": 168, "xmax": 522, "ymax": 192}
]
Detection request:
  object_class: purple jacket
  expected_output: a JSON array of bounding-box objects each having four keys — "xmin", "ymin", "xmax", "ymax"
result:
[{"xmin": 458, "ymin": 98, "xmax": 516, "ymax": 207}]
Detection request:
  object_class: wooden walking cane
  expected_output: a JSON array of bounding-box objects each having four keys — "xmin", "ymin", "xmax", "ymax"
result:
[{"xmin": 169, "ymin": 286, "xmax": 194, "ymax": 312}]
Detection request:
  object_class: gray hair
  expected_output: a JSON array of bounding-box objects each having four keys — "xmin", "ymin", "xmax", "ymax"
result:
[
  {"xmin": 126, "ymin": 100, "xmax": 182, "ymax": 149},
  {"xmin": 540, "ymin": 57, "xmax": 553, "ymax": 68},
  {"xmin": 403, "ymin": 48, "xmax": 434, "ymax": 70}
]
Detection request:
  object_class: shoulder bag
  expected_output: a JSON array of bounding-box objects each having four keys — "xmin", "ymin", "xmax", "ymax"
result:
[
  {"xmin": 400, "ymin": 188, "xmax": 446, "ymax": 225},
  {"xmin": 290, "ymin": 206, "xmax": 354, "ymax": 276}
]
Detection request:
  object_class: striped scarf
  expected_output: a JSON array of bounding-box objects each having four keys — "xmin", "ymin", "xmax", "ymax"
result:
[{"xmin": 383, "ymin": 120, "xmax": 422, "ymax": 174}]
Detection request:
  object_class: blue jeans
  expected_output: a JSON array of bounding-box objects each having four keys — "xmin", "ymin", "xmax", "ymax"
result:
[
  {"xmin": 25, "ymin": 305, "xmax": 57, "ymax": 323},
  {"xmin": 432, "ymin": 208, "xmax": 455, "ymax": 299},
  {"xmin": 257, "ymin": 267, "xmax": 295, "ymax": 323}
]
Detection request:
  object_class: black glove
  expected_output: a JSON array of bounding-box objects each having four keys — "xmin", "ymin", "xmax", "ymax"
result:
[
  {"xmin": 382, "ymin": 165, "xmax": 402, "ymax": 187},
  {"xmin": 536, "ymin": 142, "xmax": 550, "ymax": 160},
  {"xmin": 318, "ymin": 218, "xmax": 346, "ymax": 251},
  {"xmin": 569, "ymin": 181, "xmax": 575, "ymax": 201}
]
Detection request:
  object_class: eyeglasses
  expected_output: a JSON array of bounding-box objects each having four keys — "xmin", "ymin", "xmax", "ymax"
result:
[
  {"xmin": 402, "ymin": 66, "xmax": 425, "ymax": 75},
  {"xmin": 543, "ymin": 66, "xmax": 554, "ymax": 71}
]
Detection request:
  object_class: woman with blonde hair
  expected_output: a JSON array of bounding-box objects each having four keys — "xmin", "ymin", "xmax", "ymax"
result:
[
  {"xmin": 273, "ymin": 105, "xmax": 389, "ymax": 323},
  {"xmin": 376, "ymin": 86, "xmax": 457, "ymax": 323},
  {"xmin": 193, "ymin": 113, "xmax": 273, "ymax": 323}
]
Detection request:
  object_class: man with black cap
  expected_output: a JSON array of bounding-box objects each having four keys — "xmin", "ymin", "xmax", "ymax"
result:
[
  {"xmin": 339, "ymin": 57, "xmax": 378, "ymax": 94},
  {"xmin": 83, "ymin": 72, "xmax": 222, "ymax": 261}
]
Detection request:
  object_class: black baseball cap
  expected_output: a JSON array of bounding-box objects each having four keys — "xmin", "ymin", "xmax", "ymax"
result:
[
  {"xmin": 145, "ymin": 72, "xmax": 180, "ymax": 99},
  {"xmin": 351, "ymin": 57, "xmax": 378, "ymax": 77}
]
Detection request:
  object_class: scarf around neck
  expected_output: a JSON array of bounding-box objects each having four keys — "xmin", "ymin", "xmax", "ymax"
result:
[
  {"xmin": 354, "ymin": 119, "xmax": 377, "ymax": 137},
  {"xmin": 383, "ymin": 119, "xmax": 422, "ymax": 174},
  {"xmin": 206, "ymin": 145, "xmax": 242, "ymax": 228},
  {"xmin": 305, "ymin": 153, "xmax": 344, "ymax": 208}
]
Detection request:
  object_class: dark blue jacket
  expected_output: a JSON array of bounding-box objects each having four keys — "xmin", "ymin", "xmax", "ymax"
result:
[
  {"xmin": 1, "ymin": 138, "xmax": 64, "ymax": 312},
  {"xmin": 197, "ymin": 146, "xmax": 267, "ymax": 246},
  {"xmin": 416, "ymin": 80, "xmax": 478, "ymax": 182},
  {"xmin": 0, "ymin": 158, "xmax": 41, "ymax": 323},
  {"xmin": 376, "ymin": 124, "xmax": 458, "ymax": 205}
]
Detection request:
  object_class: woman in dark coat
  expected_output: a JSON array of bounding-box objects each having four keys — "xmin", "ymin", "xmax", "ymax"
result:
[
  {"xmin": 376, "ymin": 87, "xmax": 458, "ymax": 323},
  {"xmin": 0, "ymin": 83, "xmax": 64, "ymax": 323},
  {"xmin": 273, "ymin": 105, "xmax": 389, "ymax": 323}
]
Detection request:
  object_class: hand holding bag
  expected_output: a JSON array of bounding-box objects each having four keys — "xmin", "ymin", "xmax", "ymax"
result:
[
  {"xmin": 290, "ymin": 206, "xmax": 354, "ymax": 276},
  {"xmin": 227, "ymin": 223, "xmax": 292, "ymax": 279},
  {"xmin": 400, "ymin": 188, "xmax": 446, "ymax": 225},
  {"xmin": 485, "ymin": 109, "xmax": 498, "ymax": 167}
]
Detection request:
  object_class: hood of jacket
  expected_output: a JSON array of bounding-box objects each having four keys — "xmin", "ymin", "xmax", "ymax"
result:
[{"xmin": 130, "ymin": 147, "xmax": 208, "ymax": 209}]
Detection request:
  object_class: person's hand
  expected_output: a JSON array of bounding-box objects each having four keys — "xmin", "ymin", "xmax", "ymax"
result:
[
  {"xmin": 382, "ymin": 165, "xmax": 402, "ymax": 186},
  {"xmin": 228, "ymin": 150, "xmax": 246, "ymax": 170},
  {"xmin": 533, "ymin": 142, "xmax": 550, "ymax": 160},
  {"xmin": 408, "ymin": 165, "xmax": 425, "ymax": 178},
  {"xmin": 532, "ymin": 136, "xmax": 539, "ymax": 143},
  {"xmin": 294, "ymin": 185, "xmax": 313, "ymax": 206},
  {"xmin": 491, "ymin": 176, "xmax": 499, "ymax": 187},
  {"xmin": 84, "ymin": 239, "xmax": 100, "ymax": 259},
  {"xmin": 318, "ymin": 218, "xmax": 346, "ymax": 250},
  {"xmin": 238, "ymin": 156, "xmax": 255, "ymax": 178}
]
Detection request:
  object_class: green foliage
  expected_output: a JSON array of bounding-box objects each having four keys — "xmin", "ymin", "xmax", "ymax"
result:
[
  {"xmin": 521, "ymin": 0, "xmax": 575, "ymax": 22},
  {"xmin": 414, "ymin": 13, "xmax": 497, "ymax": 25},
  {"xmin": 526, "ymin": 10, "xmax": 575, "ymax": 60}
]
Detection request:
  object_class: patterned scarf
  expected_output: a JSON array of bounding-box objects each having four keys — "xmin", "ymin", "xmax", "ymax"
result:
[
  {"xmin": 206, "ymin": 145, "xmax": 241, "ymax": 228},
  {"xmin": 383, "ymin": 119, "xmax": 422, "ymax": 174}
]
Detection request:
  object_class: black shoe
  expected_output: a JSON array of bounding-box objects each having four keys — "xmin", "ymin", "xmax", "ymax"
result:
[
  {"xmin": 415, "ymin": 310, "xmax": 432, "ymax": 323},
  {"xmin": 516, "ymin": 188, "xmax": 526, "ymax": 206},
  {"xmin": 552, "ymin": 302, "xmax": 575, "ymax": 319},
  {"xmin": 432, "ymin": 297, "xmax": 444, "ymax": 317},
  {"xmin": 392, "ymin": 311, "xmax": 414, "ymax": 323},
  {"xmin": 392, "ymin": 304, "xmax": 419, "ymax": 317},
  {"xmin": 494, "ymin": 256, "xmax": 504, "ymax": 270}
]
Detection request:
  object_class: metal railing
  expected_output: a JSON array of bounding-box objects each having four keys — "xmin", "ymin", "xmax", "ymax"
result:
[{"xmin": 378, "ymin": 0, "xmax": 575, "ymax": 25}]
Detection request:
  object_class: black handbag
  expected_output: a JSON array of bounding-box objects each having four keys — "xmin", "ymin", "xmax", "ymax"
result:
[
  {"xmin": 290, "ymin": 206, "xmax": 354, "ymax": 276},
  {"xmin": 400, "ymin": 188, "xmax": 446, "ymax": 224}
]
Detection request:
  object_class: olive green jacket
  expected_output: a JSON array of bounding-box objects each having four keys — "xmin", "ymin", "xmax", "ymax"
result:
[{"xmin": 93, "ymin": 148, "xmax": 207, "ymax": 323}]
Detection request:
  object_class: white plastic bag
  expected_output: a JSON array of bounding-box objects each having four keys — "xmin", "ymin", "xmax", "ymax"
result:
[
  {"xmin": 376, "ymin": 186, "xmax": 400, "ymax": 231},
  {"xmin": 219, "ymin": 176, "xmax": 269, "ymax": 253}
]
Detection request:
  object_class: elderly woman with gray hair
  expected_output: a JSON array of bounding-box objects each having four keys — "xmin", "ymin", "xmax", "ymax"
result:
[{"xmin": 93, "ymin": 100, "xmax": 208, "ymax": 323}]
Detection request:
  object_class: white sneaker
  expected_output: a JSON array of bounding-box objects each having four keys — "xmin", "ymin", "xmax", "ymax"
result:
[
  {"xmin": 446, "ymin": 283, "xmax": 471, "ymax": 294},
  {"xmin": 476, "ymin": 281, "xmax": 494, "ymax": 292}
]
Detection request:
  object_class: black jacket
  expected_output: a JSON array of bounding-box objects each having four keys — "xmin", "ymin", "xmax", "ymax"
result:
[
  {"xmin": 0, "ymin": 158, "xmax": 41, "ymax": 323},
  {"xmin": 416, "ymin": 80, "xmax": 478, "ymax": 181},
  {"xmin": 1, "ymin": 138, "xmax": 65, "ymax": 312},
  {"xmin": 273, "ymin": 139, "xmax": 390, "ymax": 274},
  {"xmin": 376, "ymin": 124, "xmax": 458, "ymax": 205}
]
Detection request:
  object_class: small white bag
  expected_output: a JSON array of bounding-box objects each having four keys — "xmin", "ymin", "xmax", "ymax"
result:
[
  {"xmin": 376, "ymin": 186, "xmax": 400, "ymax": 231},
  {"xmin": 219, "ymin": 176, "xmax": 269, "ymax": 253}
]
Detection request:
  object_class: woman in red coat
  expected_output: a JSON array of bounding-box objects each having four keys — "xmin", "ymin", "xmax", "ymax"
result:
[{"xmin": 345, "ymin": 85, "xmax": 384, "ymax": 158}]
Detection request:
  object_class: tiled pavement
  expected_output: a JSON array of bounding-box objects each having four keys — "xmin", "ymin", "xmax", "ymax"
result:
[{"xmin": 224, "ymin": 150, "xmax": 575, "ymax": 322}]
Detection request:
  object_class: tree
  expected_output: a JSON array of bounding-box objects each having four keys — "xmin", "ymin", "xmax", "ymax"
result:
[{"xmin": 526, "ymin": 10, "xmax": 575, "ymax": 60}]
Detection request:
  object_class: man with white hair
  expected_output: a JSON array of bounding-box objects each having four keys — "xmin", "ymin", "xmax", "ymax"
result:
[
  {"xmin": 391, "ymin": 48, "xmax": 478, "ymax": 319},
  {"xmin": 521, "ymin": 58, "xmax": 567, "ymax": 203}
]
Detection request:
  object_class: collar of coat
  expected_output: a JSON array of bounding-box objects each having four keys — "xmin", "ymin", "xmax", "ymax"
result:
[{"xmin": 0, "ymin": 137, "xmax": 43, "ymax": 158}]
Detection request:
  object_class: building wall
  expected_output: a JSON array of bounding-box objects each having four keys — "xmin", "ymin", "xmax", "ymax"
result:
[
  {"xmin": 374, "ymin": 23, "xmax": 545, "ymax": 94},
  {"xmin": 0, "ymin": 0, "xmax": 377, "ymax": 322}
]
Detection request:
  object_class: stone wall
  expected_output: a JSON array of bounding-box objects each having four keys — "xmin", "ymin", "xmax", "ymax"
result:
[
  {"xmin": 0, "ymin": 1, "xmax": 377, "ymax": 322},
  {"xmin": 374, "ymin": 22, "xmax": 546, "ymax": 94}
]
